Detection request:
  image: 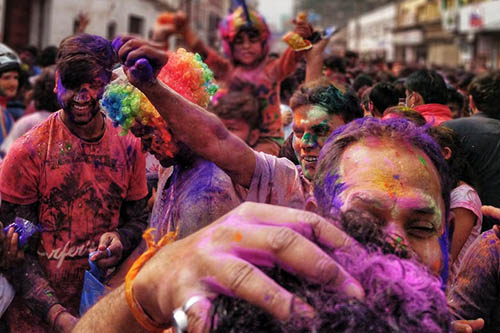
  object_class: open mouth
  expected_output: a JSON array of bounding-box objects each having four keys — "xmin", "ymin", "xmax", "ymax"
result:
[
  {"xmin": 72, "ymin": 103, "xmax": 92, "ymax": 113},
  {"xmin": 302, "ymin": 156, "xmax": 318, "ymax": 163}
]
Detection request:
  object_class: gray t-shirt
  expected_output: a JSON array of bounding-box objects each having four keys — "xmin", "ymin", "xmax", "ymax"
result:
[{"xmin": 150, "ymin": 152, "xmax": 306, "ymax": 240}]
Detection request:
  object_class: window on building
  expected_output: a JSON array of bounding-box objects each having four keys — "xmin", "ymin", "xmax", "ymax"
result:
[
  {"xmin": 73, "ymin": 19, "xmax": 80, "ymax": 34},
  {"xmin": 208, "ymin": 13, "xmax": 220, "ymax": 46},
  {"xmin": 129, "ymin": 15, "xmax": 144, "ymax": 36},
  {"xmin": 107, "ymin": 21, "xmax": 117, "ymax": 40}
]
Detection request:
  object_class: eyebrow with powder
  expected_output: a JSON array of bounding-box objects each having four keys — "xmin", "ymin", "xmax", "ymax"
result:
[{"xmin": 311, "ymin": 123, "xmax": 330, "ymax": 134}]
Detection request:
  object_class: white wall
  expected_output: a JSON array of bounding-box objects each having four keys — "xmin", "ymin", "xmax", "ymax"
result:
[
  {"xmin": 357, "ymin": 3, "xmax": 396, "ymax": 60},
  {"xmin": 45, "ymin": 0, "xmax": 164, "ymax": 47},
  {"xmin": 0, "ymin": 0, "xmax": 5, "ymax": 41}
]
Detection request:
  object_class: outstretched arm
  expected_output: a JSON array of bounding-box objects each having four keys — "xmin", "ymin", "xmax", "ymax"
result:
[
  {"xmin": 116, "ymin": 38, "xmax": 257, "ymax": 187},
  {"xmin": 74, "ymin": 203, "xmax": 364, "ymax": 332}
]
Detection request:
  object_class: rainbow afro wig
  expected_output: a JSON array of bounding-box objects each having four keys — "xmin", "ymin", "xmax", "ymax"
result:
[
  {"xmin": 101, "ymin": 48, "xmax": 218, "ymax": 158},
  {"xmin": 219, "ymin": 6, "xmax": 270, "ymax": 58}
]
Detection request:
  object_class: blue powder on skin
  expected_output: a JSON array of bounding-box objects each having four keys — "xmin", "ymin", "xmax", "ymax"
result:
[{"xmin": 323, "ymin": 172, "xmax": 347, "ymax": 215}]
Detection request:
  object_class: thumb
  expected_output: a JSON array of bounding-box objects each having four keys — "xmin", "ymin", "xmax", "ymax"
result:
[{"xmin": 98, "ymin": 233, "xmax": 112, "ymax": 251}]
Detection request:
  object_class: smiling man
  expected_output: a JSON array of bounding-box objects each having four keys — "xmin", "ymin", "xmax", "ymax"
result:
[
  {"xmin": 0, "ymin": 43, "xmax": 21, "ymax": 144},
  {"xmin": 0, "ymin": 34, "xmax": 149, "ymax": 332},
  {"xmin": 289, "ymin": 80, "xmax": 360, "ymax": 186}
]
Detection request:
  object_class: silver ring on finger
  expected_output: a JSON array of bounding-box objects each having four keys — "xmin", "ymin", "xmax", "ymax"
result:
[{"xmin": 172, "ymin": 295, "xmax": 207, "ymax": 333}]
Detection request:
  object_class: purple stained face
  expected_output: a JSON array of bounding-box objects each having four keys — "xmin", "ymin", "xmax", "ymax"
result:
[{"xmin": 56, "ymin": 70, "xmax": 108, "ymax": 126}]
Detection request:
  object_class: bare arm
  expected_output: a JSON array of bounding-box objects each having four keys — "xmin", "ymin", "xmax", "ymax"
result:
[
  {"xmin": 116, "ymin": 37, "xmax": 256, "ymax": 187},
  {"xmin": 450, "ymin": 207, "xmax": 476, "ymax": 264},
  {"xmin": 73, "ymin": 285, "xmax": 144, "ymax": 333},
  {"xmin": 75, "ymin": 203, "xmax": 364, "ymax": 332},
  {"xmin": 143, "ymin": 82, "xmax": 256, "ymax": 187},
  {"xmin": 305, "ymin": 38, "xmax": 330, "ymax": 83}
]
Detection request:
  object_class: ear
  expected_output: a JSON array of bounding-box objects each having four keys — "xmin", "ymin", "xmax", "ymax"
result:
[
  {"xmin": 305, "ymin": 197, "xmax": 318, "ymax": 213},
  {"xmin": 442, "ymin": 147, "xmax": 452, "ymax": 160},
  {"xmin": 410, "ymin": 91, "xmax": 424, "ymax": 107},
  {"xmin": 361, "ymin": 103, "xmax": 370, "ymax": 117},
  {"xmin": 248, "ymin": 128, "xmax": 260, "ymax": 147},
  {"xmin": 54, "ymin": 70, "xmax": 59, "ymax": 94},
  {"xmin": 469, "ymin": 95, "xmax": 478, "ymax": 114}
]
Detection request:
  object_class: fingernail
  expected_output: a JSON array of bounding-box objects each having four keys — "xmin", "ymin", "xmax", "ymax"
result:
[
  {"xmin": 343, "ymin": 280, "xmax": 365, "ymax": 301},
  {"xmin": 292, "ymin": 297, "xmax": 315, "ymax": 319}
]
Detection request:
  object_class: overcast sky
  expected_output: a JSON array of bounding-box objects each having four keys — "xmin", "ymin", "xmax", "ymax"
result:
[{"xmin": 257, "ymin": 0, "xmax": 294, "ymax": 32}]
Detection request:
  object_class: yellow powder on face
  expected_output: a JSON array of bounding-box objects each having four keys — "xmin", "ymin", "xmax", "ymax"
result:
[{"xmin": 370, "ymin": 168, "xmax": 406, "ymax": 199}]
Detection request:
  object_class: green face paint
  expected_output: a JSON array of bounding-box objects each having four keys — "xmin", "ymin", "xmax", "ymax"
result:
[
  {"xmin": 419, "ymin": 156, "xmax": 427, "ymax": 166},
  {"xmin": 302, "ymin": 132, "xmax": 319, "ymax": 147}
]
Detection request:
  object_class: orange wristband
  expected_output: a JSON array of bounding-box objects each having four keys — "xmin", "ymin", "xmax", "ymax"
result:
[{"xmin": 125, "ymin": 228, "xmax": 177, "ymax": 332}]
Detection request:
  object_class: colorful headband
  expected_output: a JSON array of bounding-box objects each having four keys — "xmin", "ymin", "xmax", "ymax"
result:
[
  {"xmin": 101, "ymin": 48, "xmax": 218, "ymax": 157},
  {"xmin": 219, "ymin": 6, "xmax": 269, "ymax": 43}
]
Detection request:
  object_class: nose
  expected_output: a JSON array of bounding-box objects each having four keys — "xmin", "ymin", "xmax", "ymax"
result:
[
  {"xmin": 74, "ymin": 87, "xmax": 90, "ymax": 103},
  {"xmin": 241, "ymin": 36, "xmax": 252, "ymax": 48},
  {"xmin": 301, "ymin": 132, "xmax": 317, "ymax": 149},
  {"xmin": 384, "ymin": 221, "xmax": 409, "ymax": 250}
]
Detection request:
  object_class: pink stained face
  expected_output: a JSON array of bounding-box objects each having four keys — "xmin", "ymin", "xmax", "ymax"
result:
[
  {"xmin": 336, "ymin": 137, "xmax": 445, "ymax": 274},
  {"xmin": 292, "ymin": 105, "xmax": 345, "ymax": 180},
  {"xmin": 232, "ymin": 30, "xmax": 263, "ymax": 66}
]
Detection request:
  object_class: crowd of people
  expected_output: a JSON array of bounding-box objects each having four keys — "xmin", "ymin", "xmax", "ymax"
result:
[{"xmin": 0, "ymin": 5, "xmax": 499, "ymax": 333}]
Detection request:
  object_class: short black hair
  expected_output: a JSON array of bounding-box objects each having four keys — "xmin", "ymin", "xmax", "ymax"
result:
[
  {"xmin": 33, "ymin": 66, "xmax": 59, "ymax": 112},
  {"xmin": 352, "ymin": 74, "xmax": 373, "ymax": 93},
  {"xmin": 447, "ymin": 86, "xmax": 465, "ymax": 117},
  {"xmin": 37, "ymin": 46, "xmax": 58, "ymax": 67},
  {"xmin": 209, "ymin": 91, "xmax": 261, "ymax": 130},
  {"xmin": 369, "ymin": 82, "xmax": 399, "ymax": 115},
  {"xmin": 21, "ymin": 45, "xmax": 38, "ymax": 58},
  {"xmin": 342, "ymin": 90, "xmax": 365, "ymax": 122},
  {"xmin": 405, "ymin": 69, "xmax": 448, "ymax": 105},
  {"xmin": 324, "ymin": 56, "xmax": 345, "ymax": 73},
  {"xmin": 468, "ymin": 72, "xmax": 500, "ymax": 120}
]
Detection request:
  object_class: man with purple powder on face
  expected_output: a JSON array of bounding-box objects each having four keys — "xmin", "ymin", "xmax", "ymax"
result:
[{"xmin": 0, "ymin": 34, "xmax": 149, "ymax": 332}]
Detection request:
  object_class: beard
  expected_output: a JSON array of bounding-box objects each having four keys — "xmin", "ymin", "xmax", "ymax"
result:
[{"xmin": 64, "ymin": 99, "xmax": 101, "ymax": 125}]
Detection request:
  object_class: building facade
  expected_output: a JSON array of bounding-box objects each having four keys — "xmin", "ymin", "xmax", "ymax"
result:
[
  {"xmin": 441, "ymin": 0, "xmax": 500, "ymax": 70},
  {"xmin": 0, "ymin": 0, "xmax": 230, "ymax": 53},
  {"xmin": 347, "ymin": 3, "xmax": 397, "ymax": 61},
  {"xmin": 393, "ymin": 0, "xmax": 459, "ymax": 67},
  {"xmin": 182, "ymin": 0, "xmax": 231, "ymax": 49}
]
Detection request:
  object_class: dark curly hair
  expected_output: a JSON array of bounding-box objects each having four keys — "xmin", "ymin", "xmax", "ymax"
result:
[{"xmin": 210, "ymin": 210, "xmax": 451, "ymax": 332}]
